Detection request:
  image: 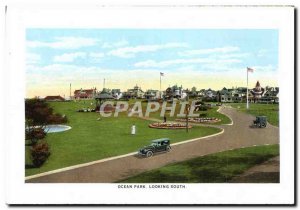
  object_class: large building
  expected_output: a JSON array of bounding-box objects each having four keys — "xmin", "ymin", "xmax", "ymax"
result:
[{"xmin": 74, "ymin": 88, "xmax": 97, "ymax": 99}]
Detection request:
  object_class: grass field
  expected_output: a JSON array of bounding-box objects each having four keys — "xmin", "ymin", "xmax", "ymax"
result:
[
  {"xmin": 25, "ymin": 100, "xmax": 221, "ymax": 176},
  {"xmin": 229, "ymin": 103, "xmax": 279, "ymax": 126},
  {"xmin": 120, "ymin": 144, "xmax": 279, "ymax": 183}
]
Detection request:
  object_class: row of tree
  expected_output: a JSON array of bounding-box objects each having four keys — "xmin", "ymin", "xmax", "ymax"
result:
[{"xmin": 25, "ymin": 99, "xmax": 67, "ymax": 167}]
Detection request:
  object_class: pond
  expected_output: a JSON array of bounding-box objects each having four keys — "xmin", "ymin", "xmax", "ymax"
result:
[{"xmin": 45, "ymin": 125, "xmax": 72, "ymax": 133}]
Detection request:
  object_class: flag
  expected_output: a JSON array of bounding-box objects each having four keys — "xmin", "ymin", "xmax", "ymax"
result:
[
  {"xmin": 247, "ymin": 67, "xmax": 254, "ymax": 73},
  {"xmin": 160, "ymin": 72, "xmax": 164, "ymax": 76}
]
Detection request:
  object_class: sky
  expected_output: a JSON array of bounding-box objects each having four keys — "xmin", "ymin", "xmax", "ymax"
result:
[{"xmin": 26, "ymin": 29, "xmax": 278, "ymax": 98}]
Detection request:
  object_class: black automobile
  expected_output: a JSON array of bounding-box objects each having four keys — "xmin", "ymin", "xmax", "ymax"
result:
[
  {"xmin": 138, "ymin": 138, "xmax": 171, "ymax": 157},
  {"xmin": 253, "ymin": 116, "xmax": 267, "ymax": 128}
]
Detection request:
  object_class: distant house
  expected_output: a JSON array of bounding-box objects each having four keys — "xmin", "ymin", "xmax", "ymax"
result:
[
  {"xmin": 197, "ymin": 89, "xmax": 206, "ymax": 98},
  {"xmin": 44, "ymin": 95, "xmax": 65, "ymax": 102},
  {"xmin": 111, "ymin": 89, "xmax": 121, "ymax": 98},
  {"xmin": 260, "ymin": 87, "xmax": 279, "ymax": 104},
  {"xmin": 74, "ymin": 88, "xmax": 97, "ymax": 99},
  {"xmin": 216, "ymin": 87, "xmax": 232, "ymax": 103},
  {"xmin": 249, "ymin": 81, "xmax": 265, "ymax": 103},
  {"xmin": 144, "ymin": 89, "xmax": 160, "ymax": 100},
  {"xmin": 123, "ymin": 85, "xmax": 144, "ymax": 99},
  {"xmin": 218, "ymin": 87, "xmax": 247, "ymax": 103},
  {"xmin": 202, "ymin": 88, "xmax": 217, "ymax": 102},
  {"xmin": 187, "ymin": 87, "xmax": 198, "ymax": 98},
  {"xmin": 232, "ymin": 87, "xmax": 247, "ymax": 102},
  {"xmin": 165, "ymin": 85, "xmax": 186, "ymax": 100}
]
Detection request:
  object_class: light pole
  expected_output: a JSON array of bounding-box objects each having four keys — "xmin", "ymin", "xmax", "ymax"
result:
[{"xmin": 185, "ymin": 104, "xmax": 190, "ymax": 133}]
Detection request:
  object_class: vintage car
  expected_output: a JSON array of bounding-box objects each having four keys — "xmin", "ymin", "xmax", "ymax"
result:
[
  {"xmin": 138, "ymin": 138, "xmax": 171, "ymax": 157},
  {"xmin": 253, "ymin": 116, "xmax": 267, "ymax": 128}
]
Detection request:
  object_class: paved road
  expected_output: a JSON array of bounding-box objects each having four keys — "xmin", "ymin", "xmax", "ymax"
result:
[{"xmin": 26, "ymin": 106, "xmax": 279, "ymax": 183}]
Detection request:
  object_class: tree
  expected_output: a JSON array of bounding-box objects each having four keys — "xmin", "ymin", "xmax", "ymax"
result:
[{"xmin": 25, "ymin": 99, "xmax": 65, "ymax": 144}]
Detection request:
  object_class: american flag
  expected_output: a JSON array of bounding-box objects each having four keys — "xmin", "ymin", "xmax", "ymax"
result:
[
  {"xmin": 160, "ymin": 72, "xmax": 164, "ymax": 76},
  {"xmin": 247, "ymin": 67, "xmax": 254, "ymax": 73}
]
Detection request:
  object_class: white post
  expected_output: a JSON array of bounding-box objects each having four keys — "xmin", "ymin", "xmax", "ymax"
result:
[{"xmin": 246, "ymin": 68, "xmax": 249, "ymax": 109}]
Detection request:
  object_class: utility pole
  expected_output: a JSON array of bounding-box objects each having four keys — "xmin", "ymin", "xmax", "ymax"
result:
[
  {"xmin": 160, "ymin": 72, "xmax": 164, "ymax": 99},
  {"xmin": 246, "ymin": 67, "xmax": 254, "ymax": 109},
  {"xmin": 69, "ymin": 83, "xmax": 71, "ymax": 100},
  {"xmin": 246, "ymin": 69, "xmax": 249, "ymax": 109}
]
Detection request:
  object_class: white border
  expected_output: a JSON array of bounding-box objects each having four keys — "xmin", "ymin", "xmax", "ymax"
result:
[{"xmin": 4, "ymin": 5, "xmax": 294, "ymax": 205}]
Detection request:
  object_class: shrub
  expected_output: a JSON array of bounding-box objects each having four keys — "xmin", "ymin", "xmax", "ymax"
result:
[
  {"xmin": 31, "ymin": 142, "xmax": 50, "ymax": 167},
  {"xmin": 26, "ymin": 127, "xmax": 46, "ymax": 140},
  {"xmin": 199, "ymin": 113, "xmax": 208, "ymax": 117},
  {"xmin": 199, "ymin": 106, "xmax": 208, "ymax": 111},
  {"xmin": 47, "ymin": 113, "xmax": 68, "ymax": 124}
]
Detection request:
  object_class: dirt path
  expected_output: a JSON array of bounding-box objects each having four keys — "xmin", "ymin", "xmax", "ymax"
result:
[{"xmin": 26, "ymin": 106, "xmax": 279, "ymax": 183}]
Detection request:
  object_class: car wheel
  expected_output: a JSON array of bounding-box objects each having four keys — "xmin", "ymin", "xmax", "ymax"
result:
[
  {"xmin": 166, "ymin": 146, "xmax": 171, "ymax": 152},
  {"xmin": 261, "ymin": 122, "xmax": 266, "ymax": 127},
  {"xmin": 146, "ymin": 151, "xmax": 153, "ymax": 157}
]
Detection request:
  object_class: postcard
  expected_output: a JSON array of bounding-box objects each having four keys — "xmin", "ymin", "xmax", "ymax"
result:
[{"xmin": 4, "ymin": 4, "xmax": 295, "ymax": 205}]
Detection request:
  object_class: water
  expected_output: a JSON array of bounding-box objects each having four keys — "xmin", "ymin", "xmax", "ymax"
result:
[{"xmin": 45, "ymin": 125, "xmax": 72, "ymax": 133}]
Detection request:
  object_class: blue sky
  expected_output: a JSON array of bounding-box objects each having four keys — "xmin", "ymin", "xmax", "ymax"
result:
[{"xmin": 26, "ymin": 29, "xmax": 278, "ymax": 98}]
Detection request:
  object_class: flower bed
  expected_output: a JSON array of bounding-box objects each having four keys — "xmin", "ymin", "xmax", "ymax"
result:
[
  {"xmin": 149, "ymin": 122, "xmax": 192, "ymax": 129},
  {"xmin": 176, "ymin": 117, "xmax": 221, "ymax": 124}
]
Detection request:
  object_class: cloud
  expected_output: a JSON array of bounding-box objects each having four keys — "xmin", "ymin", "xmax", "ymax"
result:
[
  {"xmin": 27, "ymin": 37, "xmax": 99, "ymax": 49},
  {"xmin": 102, "ymin": 40, "xmax": 129, "ymax": 49},
  {"xmin": 179, "ymin": 46, "xmax": 240, "ymax": 57},
  {"xmin": 89, "ymin": 52, "xmax": 105, "ymax": 59},
  {"xmin": 26, "ymin": 53, "xmax": 41, "ymax": 64},
  {"xmin": 251, "ymin": 64, "xmax": 276, "ymax": 72},
  {"xmin": 218, "ymin": 53, "xmax": 250, "ymax": 59},
  {"xmin": 53, "ymin": 52, "xmax": 86, "ymax": 62},
  {"xmin": 108, "ymin": 42, "xmax": 188, "ymax": 58},
  {"xmin": 257, "ymin": 49, "xmax": 269, "ymax": 57},
  {"xmin": 134, "ymin": 58, "xmax": 241, "ymax": 68}
]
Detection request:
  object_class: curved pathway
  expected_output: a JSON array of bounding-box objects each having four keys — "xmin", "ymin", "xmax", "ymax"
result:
[{"xmin": 26, "ymin": 106, "xmax": 279, "ymax": 183}]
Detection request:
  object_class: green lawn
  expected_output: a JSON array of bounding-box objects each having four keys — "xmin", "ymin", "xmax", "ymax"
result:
[
  {"xmin": 120, "ymin": 144, "xmax": 279, "ymax": 183},
  {"xmin": 229, "ymin": 103, "xmax": 279, "ymax": 126},
  {"xmin": 25, "ymin": 100, "xmax": 221, "ymax": 176}
]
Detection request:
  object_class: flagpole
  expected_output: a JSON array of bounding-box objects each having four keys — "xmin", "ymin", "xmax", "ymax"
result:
[{"xmin": 246, "ymin": 68, "xmax": 249, "ymax": 109}]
